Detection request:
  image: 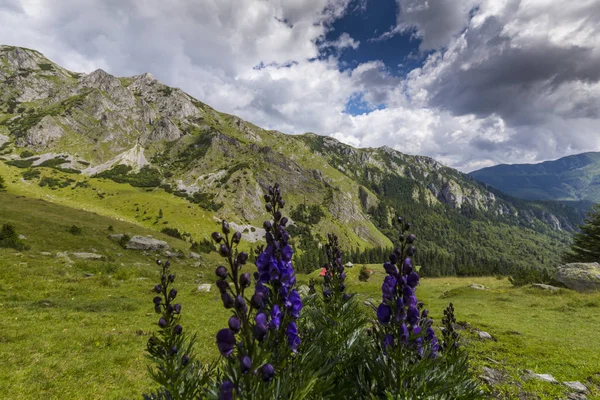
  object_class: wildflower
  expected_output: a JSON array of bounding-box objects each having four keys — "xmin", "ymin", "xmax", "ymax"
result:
[
  {"xmin": 259, "ymin": 364, "xmax": 275, "ymax": 382},
  {"xmin": 217, "ymin": 329, "xmax": 236, "ymax": 357},
  {"xmin": 241, "ymin": 356, "xmax": 252, "ymax": 374},
  {"xmin": 219, "ymin": 381, "xmax": 234, "ymax": 400},
  {"xmin": 286, "ymin": 321, "xmax": 300, "ymax": 352}
]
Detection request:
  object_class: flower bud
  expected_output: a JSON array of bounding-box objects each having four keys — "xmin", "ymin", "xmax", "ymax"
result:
[
  {"xmin": 263, "ymin": 221, "xmax": 272, "ymax": 231},
  {"xmin": 182, "ymin": 354, "xmax": 189, "ymax": 366},
  {"xmin": 274, "ymin": 211, "xmax": 282, "ymax": 220},
  {"xmin": 399, "ymin": 234, "xmax": 405, "ymax": 242},
  {"xmin": 235, "ymin": 295, "xmax": 247, "ymax": 313},
  {"xmin": 266, "ymin": 203, "xmax": 272, "ymax": 212},
  {"xmin": 228, "ymin": 316, "xmax": 241, "ymax": 333},
  {"xmin": 169, "ymin": 288, "xmax": 177, "ymax": 300},
  {"xmin": 240, "ymin": 272, "xmax": 251, "ymax": 288},
  {"xmin": 169, "ymin": 346, "xmax": 178, "ymax": 356},
  {"xmin": 389, "ymin": 252, "xmax": 398, "ymax": 265},
  {"xmin": 219, "ymin": 244, "xmax": 231, "ymax": 257},
  {"xmin": 167, "ymin": 304, "xmax": 174, "ymax": 314},
  {"xmin": 237, "ymin": 252, "xmax": 248, "ymax": 265},
  {"xmin": 216, "ymin": 280, "xmax": 229, "ymax": 293},
  {"xmin": 343, "ymin": 293, "xmax": 351, "ymax": 301},
  {"xmin": 173, "ymin": 324, "xmax": 183, "ymax": 335},
  {"xmin": 153, "ymin": 296, "xmax": 162, "ymax": 305},
  {"xmin": 259, "ymin": 363, "xmax": 274, "ymax": 382},
  {"xmin": 154, "ymin": 305, "xmax": 161, "ymax": 314},
  {"xmin": 221, "ymin": 220, "xmax": 230, "ymax": 235},
  {"xmin": 156, "ymin": 259, "xmax": 162, "ymax": 266},
  {"xmin": 407, "ymin": 234, "xmax": 416, "ymax": 244},
  {"xmin": 278, "ymin": 199, "xmax": 285, "ymax": 208},
  {"xmin": 168, "ymin": 274, "xmax": 175, "ymax": 283},
  {"xmin": 404, "ymin": 222, "xmax": 411, "ymax": 231},
  {"xmin": 154, "ymin": 284, "xmax": 162, "ymax": 293},
  {"xmin": 221, "ymin": 292, "xmax": 234, "ymax": 308},
  {"xmin": 158, "ymin": 318, "xmax": 167, "ymax": 328},
  {"xmin": 251, "ymin": 292, "xmax": 264, "ymax": 309},
  {"xmin": 280, "ymin": 217, "xmax": 288, "ymax": 226},
  {"xmin": 264, "ymin": 194, "xmax": 272, "ymax": 202},
  {"xmin": 164, "ymin": 261, "xmax": 171, "ymax": 268},
  {"xmin": 241, "ymin": 356, "xmax": 252, "ymax": 374},
  {"xmin": 407, "ymin": 246, "xmax": 416, "ymax": 256},
  {"xmin": 216, "ymin": 266, "xmax": 228, "ymax": 279},
  {"xmin": 397, "ymin": 216, "xmax": 403, "ymax": 224},
  {"xmin": 211, "ymin": 232, "xmax": 222, "ymax": 243},
  {"xmin": 174, "ymin": 304, "xmax": 181, "ymax": 314},
  {"xmin": 232, "ymin": 231, "xmax": 242, "ymax": 244}
]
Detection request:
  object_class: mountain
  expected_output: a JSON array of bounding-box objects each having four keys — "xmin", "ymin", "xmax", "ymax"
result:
[
  {"xmin": 0, "ymin": 45, "xmax": 583, "ymax": 275},
  {"xmin": 470, "ymin": 152, "xmax": 600, "ymax": 203}
]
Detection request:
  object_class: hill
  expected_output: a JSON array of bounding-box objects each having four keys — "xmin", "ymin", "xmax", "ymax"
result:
[{"xmin": 470, "ymin": 152, "xmax": 600, "ymax": 203}]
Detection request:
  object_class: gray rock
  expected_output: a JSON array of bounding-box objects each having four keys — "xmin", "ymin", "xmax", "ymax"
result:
[
  {"xmin": 189, "ymin": 252, "xmax": 201, "ymax": 259},
  {"xmin": 481, "ymin": 367, "xmax": 504, "ymax": 386},
  {"xmin": 469, "ymin": 283, "xmax": 487, "ymax": 290},
  {"xmin": 71, "ymin": 252, "xmax": 103, "ymax": 260},
  {"xmin": 531, "ymin": 283, "xmax": 560, "ymax": 292},
  {"xmin": 22, "ymin": 115, "xmax": 66, "ymax": 148},
  {"xmin": 524, "ymin": 370, "xmax": 558, "ymax": 383},
  {"xmin": 555, "ymin": 263, "xmax": 600, "ymax": 292},
  {"xmin": 478, "ymin": 331, "xmax": 493, "ymax": 340},
  {"xmin": 197, "ymin": 284, "xmax": 211, "ymax": 293},
  {"xmin": 40, "ymin": 252, "xmax": 52, "ymax": 256},
  {"xmin": 84, "ymin": 273, "xmax": 94, "ymax": 277},
  {"xmin": 18, "ymin": 234, "xmax": 26, "ymax": 240},
  {"xmin": 164, "ymin": 250, "xmax": 183, "ymax": 258},
  {"xmin": 108, "ymin": 234, "xmax": 125, "ymax": 241},
  {"xmin": 298, "ymin": 285, "xmax": 310, "ymax": 297},
  {"xmin": 125, "ymin": 236, "xmax": 169, "ymax": 251},
  {"xmin": 566, "ymin": 394, "xmax": 587, "ymax": 400},
  {"xmin": 563, "ymin": 381, "xmax": 588, "ymax": 393}
]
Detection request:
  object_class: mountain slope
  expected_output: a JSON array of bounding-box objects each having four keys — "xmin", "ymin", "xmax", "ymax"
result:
[
  {"xmin": 0, "ymin": 45, "xmax": 583, "ymax": 275},
  {"xmin": 470, "ymin": 152, "xmax": 600, "ymax": 202}
]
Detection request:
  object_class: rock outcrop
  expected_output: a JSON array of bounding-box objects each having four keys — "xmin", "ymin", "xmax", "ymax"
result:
[
  {"xmin": 125, "ymin": 236, "xmax": 169, "ymax": 251},
  {"xmin": 555, "ymin": 263, "xmax": 600, "ymax": 292}
]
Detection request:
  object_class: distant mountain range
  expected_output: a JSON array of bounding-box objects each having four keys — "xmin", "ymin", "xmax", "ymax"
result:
[
  {"xmin": 470, "ymin": 152, "xmax": 600, "ymax": 204},
  {"xmin": 0, "ymin": 45, "xmax": 586, "ymax": 273}
]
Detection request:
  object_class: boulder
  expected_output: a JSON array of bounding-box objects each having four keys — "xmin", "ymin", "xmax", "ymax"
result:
[
  {"xmin": 481, "ymin": 367, "xmax": 504, "ymax": 386},
  {"xmin": 108, "ymin": 234, "xmax": 125, "ymax": 241},
  {"xmin": 469, "ymin": 283, "xmax": 487, "ymax": 290},
  {"xmin": 531, "ymin": 283, "xmax": 560, "ymax": 292},
  {"xmin": 555, "ymin": 263, "xmax": 600, "ymax": 292},
  {"xmin": 125, "ymin": 235, "xmax": 169, "ymax": 251},
  {"xmin": 197, "ymin": 284, "xmax": 211, "ymax": 293},
  {"xmin": 71, "ymin": 252, "xmax": 103, "ymax": 260},
  {"xmin": 524, "ymin": 370, "xmax": 558, "ymax": 383},
  {"xmin": 563, "ymin": 381, "xmax": 588, "ymax": 393},
  {"xmin": 478, "ymin": 331, "xmax": 493, "ymax": 340}
]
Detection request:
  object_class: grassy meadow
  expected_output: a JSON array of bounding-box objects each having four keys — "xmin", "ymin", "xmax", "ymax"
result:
[{"xmin": 0, "ymin": 192, "xmax": 599, "ymax": 399}]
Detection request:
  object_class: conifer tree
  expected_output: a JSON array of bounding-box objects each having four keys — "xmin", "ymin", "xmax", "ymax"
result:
[
  {"xmin": 564, "ymin": 204, "xmax": 600, "ymax": 263},
  {"xmin": 0, "ymin": 174, "xmax": 6, "ymax": 191}
]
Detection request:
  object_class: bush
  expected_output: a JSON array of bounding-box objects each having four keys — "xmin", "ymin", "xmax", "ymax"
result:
[
  {"xmin": 68, "ymin": 225, "xmax": 82, "ymax": 235},
  {"xmin": 0, "ymin": 224, "xmax": 29, "ymax": 250},
  {"xmin": 0, "ymin": 175, "xmax": 6, "ymax": 191},
  {"xmin": 20, "ymin": 150, "xmax": 34, "ymax": 158},
  {"xmin": 509, "ymin": 265, "xmax": 555, "ymax": 287},
  {"xmin": 190, "ymin": 238, "xmax": 214, "ymax": 254},
  {"xmin": 21, "ymin": 169, "xmax": 40, "ymax": 181},
  {"xmin": 118, "ymin": 234, "xmax": 131, "ymax": 249},
  {"xmin": 160, "ymin": 227, "xmax": 183, "ymax": 240},
  {"xmin": 358, "ymin": 265, "xmax": 370, "ymax": 282}
]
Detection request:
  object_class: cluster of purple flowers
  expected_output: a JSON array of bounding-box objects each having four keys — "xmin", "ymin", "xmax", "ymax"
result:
[
  {"xmin": 147, "ymin": 259, "xmax": 188, "ymax": 364},
  {"xmin": 322, "ymin": 233, "xmax": 350, "ymax": 301},
  {"xmin": 214, "ymin": 184, "xmax": 302, "ymax": 398},
  {"xmin": 376, "ymin": 217, "xmax": 439, "ymax": 358}
]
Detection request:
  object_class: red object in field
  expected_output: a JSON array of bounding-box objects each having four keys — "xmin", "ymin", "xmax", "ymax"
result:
[{"xmin": 319, "ymin": 268, "xmax": 327, "ymax": 276}]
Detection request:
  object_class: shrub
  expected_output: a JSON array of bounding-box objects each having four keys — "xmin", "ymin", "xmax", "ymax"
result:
[
  {"xmin": 0, "ymin": 175, "xmax": 6, "ymax": 191},
  {"xmin": 0, "ymin": 224, "xmax": 29, "ymax": 250},
  {"xmin": 509, "ymin": 265, "xmax": 555, "ymax": 287},
  {"xmin": 161, "ymin": 227, "xmax": 183, "ymax": 240},
  {"xmin": 20, "ymin": 150, "xmax": 34, "ymax": 158},
  {"xmin": 190, "ymin": 238, "xmax": 213, "ymax": 254},
  {"xmin": 68, "ymin": 225, "xmax": 82, "ymax": 235},
  {"xmin": 21, "ymin": 169, "xmax": 40, "ymax": 181},
  {"xmin": 118, "ymin": 234, "xmax": 131, "ymax": 249},
  {"xmin": 358, "ymin": 265, "xmax": 370, "ymax": 282}
]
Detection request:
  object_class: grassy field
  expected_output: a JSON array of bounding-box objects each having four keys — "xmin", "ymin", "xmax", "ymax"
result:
[{"xmin": 1, "ymin": 193, "xmax": 599, "ymax": 399}]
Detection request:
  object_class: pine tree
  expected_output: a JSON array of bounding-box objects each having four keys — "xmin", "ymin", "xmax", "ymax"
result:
[
  {"xmin": 564, "ymin": 204, "xmax": 600, "ymax": 263},
  {"xmin": 0, "ymin": 175, "xmax": 6, "ymax": 191}
]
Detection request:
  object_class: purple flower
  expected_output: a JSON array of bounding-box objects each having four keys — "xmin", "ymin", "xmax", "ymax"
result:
[
  {"xmin": 235, "ymin": 295, "xmax": 247, "ymax": 313},
  {"xmin": 251, "ymin": 292, "xmax": 265, "ymax": 309},
  {"xmin": 282, "ymin": 244, "xmax": 293, "ymax": 262},
  {"xmin": 216, "ymin": 329, "xmax": 236, "ymax": 357},
  {"xmin": 216, "ymin": 266, "xmax": 228, "ymax": 279},
  {"xmin": 270, "ymin": 305, "xmax": 281, "ymax": 330},
  {"xmin": 395, "ymin": 297, "xmax": 405, "ymax": 321},
  {"xmin": 173, "ymin": 324, "xmax": 183, "ymax": 335},
  {"xmin": 153, "ymin": 296, "xmax": 162, "ymax": 305},
  {"xmin": 182, "ymin": 354, "xmax": 189, "ymax": 366},
  {"xmin": 383, "ymin": 262, "xmax": 397, "ymax": 276},
  {"xmin": 259, "ymin": 363, "xmax": 275, "ymax": 382},
  {"xmin": 286, "ymin": 290, "xmax": 302, "ymax": 319},
  {"xmin": 403, "ymin": 257, "xmax": 413, "ymax": 275},
  {"xmin": 221, "ymin": 292, "xmax": 234, "ymax": 309},
  {"xmin": 407, "ymin": 271, "xmax": 419, "ymax": 288},
  {"xmin": 219, "ymin": 381, "xmax": 234, "ymax": 400},
  {"xmin": 343, "ymin": 293, "xmax": 351, "ymax": 301},
  {"xmin": 383, "ymin": 333, "xmax": 394, "ymax": 352},
  {"xmin": 216, "ymin": 279, "xmax": 229, "ymax": 294},
  {"xmin": 253, "ymin": 313, "xmax": 268, "ymax": 341},
  {"xmin": 407, "ymin": 305, "xmax": 420, "ymax": 326},
  {"xmin": 286, "ymin": 321, "xmax": 300, "ymax": 352},
  {"xmin": 241, "ymin": 355, "xmax": 252, "ymax": 374},
  {"xmin": 158, "ymin": 318, "xmax": 167, "ymax": 328},
  {"xmin": 228, "ymin": 316, "xmax": 241, "ymax": 333},
  {"xmin": 154, "ymin": 284, "xmax": 162, "ymax": 293},
  {"xmin": 400, "ymin": 323, "xmax": 409, "ymax": 344},
  {"xmin": 173, "ymin": 303, "xmax": 181, "ymax": 314},
  {"xmin": 402, "ymin": 286, "xmax": 414, "ymax": 305},
  {"xmin": 382, "ymin": 275, "xmax": 397, "ymax": 301},
  {"xmin": 239, "ymin": 272, "xmax": 251, "ymax": 288},
  {"xmin": 377, "ymin": 303, "xmax": 392, "ymax": 324},
  {"xmin": 323, "ymin": 288, "xmax": 331, "ymax": 298},
  {"xmin": 169, "ymin": 288, "xmax": 177, "ymax": 300}
]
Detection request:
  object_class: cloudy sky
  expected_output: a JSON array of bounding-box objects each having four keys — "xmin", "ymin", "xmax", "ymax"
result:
[{"xmin": 1, "ymin": 0, "xmax": 599, "ymax": 171}]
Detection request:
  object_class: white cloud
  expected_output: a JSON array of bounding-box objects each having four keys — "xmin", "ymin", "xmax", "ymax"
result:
[{"xmin": 1, "ymin": 0, "xmax": 600, "ymax": 172}]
